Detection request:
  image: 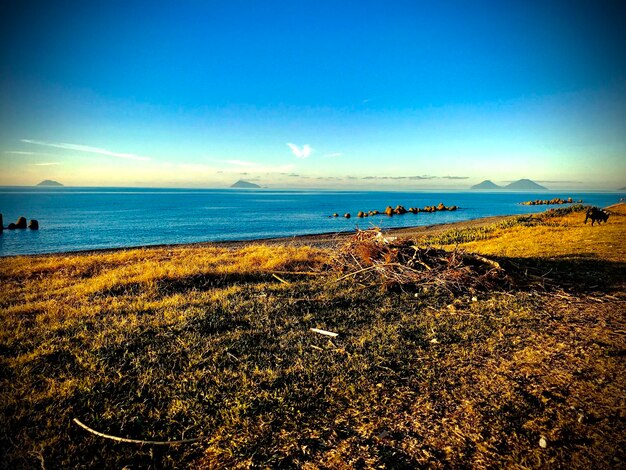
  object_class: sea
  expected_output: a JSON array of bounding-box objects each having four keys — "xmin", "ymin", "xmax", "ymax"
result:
[{"xmin": 0, "ymin": 187, "xmax": 623, "ymax": 256}]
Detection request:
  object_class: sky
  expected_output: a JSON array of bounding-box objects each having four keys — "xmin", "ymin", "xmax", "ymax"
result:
[{"xmin": 1, "ymin": 0, "xmax": 625, "ymax": 189}]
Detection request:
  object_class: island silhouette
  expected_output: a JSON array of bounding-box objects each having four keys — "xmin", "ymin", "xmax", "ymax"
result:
[
  {"xmin": 471, "ymin": 178, "xmax": 547, "ymax": 190},
  {"xmin": 36, "ymin": 180, "xmax": 63, "ymax": 187},
  {"xmin": 230, "ymin": 179, "xmax": 261, "ymax": 189}
]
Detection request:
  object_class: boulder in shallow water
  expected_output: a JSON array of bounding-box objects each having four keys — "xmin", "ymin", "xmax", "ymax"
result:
[
  {"xmin": 28, "ymin": 219, "xmax": 39, "ymax": 230},
  {"xmin": 8, "ymin": 223, "xmax": 16, "ymax": 230},
  {"xmin": 344, "ymin": 213, "xmax": 351, "ymax": 219},
  {"xmin": 384, "ymin": 206, "xmax": 394, "ymax": 216},
  {"xmin": 16, "ymin": 217, "xmax": 27, "ymax": 229}
]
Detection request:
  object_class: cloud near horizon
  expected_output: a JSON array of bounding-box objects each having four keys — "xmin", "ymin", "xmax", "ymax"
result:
[
  {"xmin": 21, "ymin": 139, "xmax": 151, "ymax": 161},
  {"xmin": 536, "ymin": 180, "xmax": 583, "ymax": 184},
  {"xmin": 286, "ymin": 143, "xmax": 312, "ymax": 159},
  {"xmin": 362, "ymin": 175, "xmax": 469, "ymax": 181}
]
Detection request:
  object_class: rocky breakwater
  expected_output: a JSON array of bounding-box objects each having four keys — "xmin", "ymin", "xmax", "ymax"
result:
[
  {"xmin": 1, "ymin": 214, "xmax": 39, "ymax": 232},
  {"xmin": 520, "ymin": 197, "xmax": 582, "ymax": 206},
  {"xmin": 333, "ymin": 203, "xmax": 458, "ymax": 219}
]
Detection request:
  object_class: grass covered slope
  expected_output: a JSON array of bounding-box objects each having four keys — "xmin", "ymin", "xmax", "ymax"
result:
[{"xmin": 1, "ymin": 205, "xmax": 624, "ymax": 468}]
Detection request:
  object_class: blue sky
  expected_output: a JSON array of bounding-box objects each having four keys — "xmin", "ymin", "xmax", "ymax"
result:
[{"xmin": 1, "ymin": 0, "xmax": 625, "ymax": 189}]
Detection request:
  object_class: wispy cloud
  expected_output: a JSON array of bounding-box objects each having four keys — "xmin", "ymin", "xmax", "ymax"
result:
[
  {"xmin": 535, "ymin": 180, "xmax": 582, "ymax": 184},
  {"xmin": 363, "ymin": 175, "xmax": 433, "ymax": 180},
  {"xmin": 286, "ymin": 143, "xmax": 312, "ymax": 159},
  {"xmin": 21, "ymin": 139, "xmax": 151, "ymax": 161},
  {"xmin": 5, "ymin": 151, "xmax": 38, "ymax": 155},
  {"xmin": 5, "ymin": 150, "xmax": 58, "ymax": 157},
  {"xmin": 362, "ymin": 175, "xmax": 469, "ymax": 181},
  {"xmin": 33, "ymin": 162, "xmax": 62, "ymax": 166},
  {"xmin": 324, "ymin": 152, "xmax": 342, "ymax": 158}
]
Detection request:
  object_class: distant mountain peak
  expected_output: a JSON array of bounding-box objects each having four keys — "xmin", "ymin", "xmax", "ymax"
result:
[
  {"xmin": 504, "ymin": 179, "xmax": 547, "ymax": 190},
  {"xmin": 471, "ymin": 180, "xmax": 501, "ymax": 190},
  {"xmin": 37, "ymin": 179, "xmax": 63, "ymax": 187},
  {"xmin": 230, "ymin": 179, "xmax": 260, "ymax": 189},
  {"xmin": 471, "ymin": 178, "xmax": 547, "ymax": 190}
]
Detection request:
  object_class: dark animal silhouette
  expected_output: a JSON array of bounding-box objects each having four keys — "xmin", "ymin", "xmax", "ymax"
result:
[{"xmin": 585, "ymin": 207, "xmax": 609, "ymax": 226}]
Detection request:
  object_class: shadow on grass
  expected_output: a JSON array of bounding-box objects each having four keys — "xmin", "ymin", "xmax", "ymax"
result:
[
  {"xmin": 93, "ymin": 272, "xmax": 276, "ymax": 297},
  {"xmin": 499, "ymin": 255, "xmax": 626, "ymax": 294}
]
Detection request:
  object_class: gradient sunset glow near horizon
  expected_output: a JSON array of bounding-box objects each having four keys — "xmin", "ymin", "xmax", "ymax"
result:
[{"xmin": 1, "ymin": 1, "xmax": 625, "ymax": 190}]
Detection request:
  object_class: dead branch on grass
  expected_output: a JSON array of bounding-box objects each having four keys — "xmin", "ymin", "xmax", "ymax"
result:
[
  {"xmin": 334, "ymin": 228, "xmax": 510, "ymax": 293},
  {"xmin": 72, "ymin": 418, "xmax": 204, "ymax": 446}
]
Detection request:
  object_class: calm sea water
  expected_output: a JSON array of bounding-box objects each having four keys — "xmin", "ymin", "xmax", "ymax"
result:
[{"xmin": 0, "ymin": 187, "xmax": 623, "ymax": 256}]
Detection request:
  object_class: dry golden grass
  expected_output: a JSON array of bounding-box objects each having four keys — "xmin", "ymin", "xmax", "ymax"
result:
[
  {"xmin": 1, "ymin": 205, "xmax": 624, "ymax": 468},
  {"xmin": 448, "ymin": 205, "xmax": 626, "ymax": 262}
]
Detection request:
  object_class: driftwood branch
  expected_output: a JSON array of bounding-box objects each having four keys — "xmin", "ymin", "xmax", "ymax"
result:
[
  {"xmin": 72, "ymin": 418, "xmax": 204, "ymax": 446},
  {"xmin": 461, "ymin": 253, "xmax": 502, "ymax": 270},
  {"xmin": 310, "ymin": 327, "xmax": 339, "ymax": 337}
]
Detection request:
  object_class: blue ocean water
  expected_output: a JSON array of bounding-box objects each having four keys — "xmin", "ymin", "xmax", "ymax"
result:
[{"xmin": 0, "ymin": 187, "xmax": 623, "ymax": 256}]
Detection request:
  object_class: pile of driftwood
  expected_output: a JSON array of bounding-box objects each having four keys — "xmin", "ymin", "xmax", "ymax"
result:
[{"xmin": 335, "ymin": 229, "xmax": 508, "ymax": 293}]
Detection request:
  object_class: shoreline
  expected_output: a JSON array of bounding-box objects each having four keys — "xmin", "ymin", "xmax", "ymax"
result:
[{"xmin": 2, "ymin": 213, "xmax": 523, "ymax": 258}]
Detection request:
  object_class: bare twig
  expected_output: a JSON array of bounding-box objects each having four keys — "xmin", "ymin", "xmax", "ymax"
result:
[
  {"xmin": 72, "ymin": 418, "xmax": 204, "ymax": 446},
  {"xmin": 310, "ymin": 327, "xmax": 339, "ymax": 337},
  {"xmin": 272, "ymin": 273, "xmax": 290, "ymax": 284},
  {"xmin": 270, "ymin": 271, "xmax": 323, "ymax": 276},
  {"xmin": 334, "ymin": 265, "xmax": 378, "ymax": 283}
]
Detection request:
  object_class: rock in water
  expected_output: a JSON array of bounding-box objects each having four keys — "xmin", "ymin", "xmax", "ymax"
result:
[
  {"xmin": 28, "ymin": 219, "xmax": 39, "ymax": 230},
  {"xmin": 16, "ymin": 217, "xmax": 27, "ymax": 229},
  {"xmin": 8, "ymin": 223, "xmax": 16, "ymax": 230},
  {"xmin": 344, "ymin": 213, "xmax": 351, "ymax": 219},
  {"xmin": 0, "ymin": 213, "xmax": 3, "ymax": 232}
]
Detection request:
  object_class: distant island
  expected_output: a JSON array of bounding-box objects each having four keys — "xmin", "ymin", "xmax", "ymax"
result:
[
  {"xmin": 471, "ymin": 178, "xmax": 547, "ymax": 190},
  {"xmin": 471, "ymin": 180, "xmax": 501, "ymax": 190},
  {"xmin": 230, "ymin": 180, "xmax": 261, "ymax": 189},
  {"xmin": 36, "ymin": 180, "xmax": 63, "ymax": 187}
]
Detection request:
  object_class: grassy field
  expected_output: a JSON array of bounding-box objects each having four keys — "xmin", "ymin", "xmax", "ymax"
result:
[{"xmin": 1, "ymin": 204, "xmax": 624, "ymax": 468}]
